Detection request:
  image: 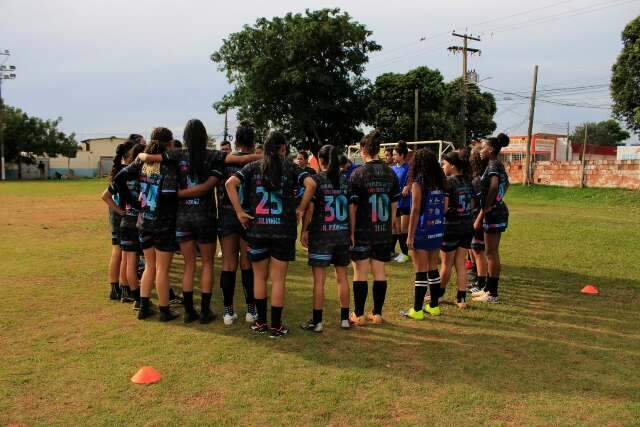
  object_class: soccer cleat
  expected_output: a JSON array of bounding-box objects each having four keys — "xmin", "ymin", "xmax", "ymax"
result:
[
  {"xmin": 132, "ymin": 299, "xmax": 148, "ymax": 311},
  {"xmin": 366, "ymin": 313, "xmax": 384, "ymax": 324},
  {"xmin": 468, "ymin": 285, "xmax": 483, "ymax": 294},
  {"xmin": 137, "ymin": 306, "xmax": 156, "ymax": 320},
  {"xmin": 184, "ymin": 310, "xmax": 199, "ymax": 324},
  {"xmin": 300, "ymin": 320, "xmax": 323, "ymax": 333},
  {"xmin": 199, "ymin": 310, "xmax": 217, "ymax": 324},
  {"xmin": 223, "ymin": 312, "xmax": 239, "ymax": 326},
  {"xmin": 169, "ymin": 294, "xmax": 183, "ymax": 306},
  {"xmin": 269, "ymin": 325, "xmax": 289, "ymax": 338},
  {"xmin": 424, "ymin": 305, "xmax": 441, "ymax": 316},
  {"xmin": 120, "ymin": 287, "xmax": 134, "ymax": 303},
  {"xmin": 395, "ymin": 253, "xmax": 410, "ymax": 263},
  {"xmin": 349, "ymin": 312, "xmax": 367, "ymax": 326},
  {"xmin": 400, "ymin": 308, "xmax": 424, "ymax": 320},
  {"xmin": 340, "ymin": 319, "xmax": 351, "ymax": 329},
  {"xmin": 473, "ymin": 293, "xmax": 499, "ymax": 304},
  {"xmin": 245, "ymin": 312, "xmax": 258, "ymax": 323},
  {"xmin": 109, "ymin": 285, "xmax": 121, "ymax": 301},
  {"xmin": 250, "ymin": 321, "xmax": 269, "ymax": 333},
  {"xmin": 159, "ymin": 309, "xmax": 179, "ymax": 322},
  {"xmin": 471, "ymin": 289, "xmax": 488, "ymax": 298}
]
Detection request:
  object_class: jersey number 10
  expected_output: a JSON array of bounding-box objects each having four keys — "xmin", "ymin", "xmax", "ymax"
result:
[{"xmin": 369, "ymin": 193, "xmax": 390, "ymax": 223}]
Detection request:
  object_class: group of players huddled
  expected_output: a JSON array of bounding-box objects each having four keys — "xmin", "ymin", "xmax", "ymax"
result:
[{"xmin": 102, "ymin": 119, "xmax": 510, "ymax": 338}]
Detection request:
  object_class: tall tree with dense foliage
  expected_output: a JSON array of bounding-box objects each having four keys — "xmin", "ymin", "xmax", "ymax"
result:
[
  {"xmin": 611, "ymin": 16, "xmax": 640, "ymax": 136},
  {"xmin": 2, "ymin": 105, "xmax": 77, "ymax": 177},
  {"xmin": 366, "ymin": 67, "xmax": 496, "ymax": 146},
  {"xmin": 211, "ymin": 8, "xmax": 380, "ymax": 153},
  {"xmin": 571, "ymin": 120, "xmax": 630, "ymax": 147}
]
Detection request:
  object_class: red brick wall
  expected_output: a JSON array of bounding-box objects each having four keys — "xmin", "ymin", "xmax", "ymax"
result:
[{"xmin": 505, "ymin": 160, "xmax": 640, "ymax": 190}]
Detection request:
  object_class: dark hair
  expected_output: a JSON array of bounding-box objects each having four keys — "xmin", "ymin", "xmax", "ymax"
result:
[
  {"xmin": 261, "ymin": 131, "xmax": 287, "ymax": 191},
  {"xmin": 394, "ymin": 141, "xmax": 408, "ymax": 157},
  {"xmin": 125, "ymin": 143, "xmax": 145, "ymax": 164},
  {"xmin": 411, "ymin": 148, "xmax": 445, "ymax": 192},
  {"xmin": 360, "ymin": 130, "xmax": 382, "ymax": 157},
  {"xmin": 469, "ymin": 145, "xmax": 487, "ymax": 178},
  {"xmin": 235, "ymin": 120, "xmax": 255, "ymax": 150},
  {"xmin": 339, "ymin": 154, "xmax": 349, "ymax": 167},
  {"xmin": 487, "ymin": 133, "xmax": 510, "ymax": 154},
  {"xmin": 183, "ymin": 119, "xmax": 208, "ymax": 181},
  {"xmin": 172, "ymin": 139, "xmax": 182, "ymax": 149},
  {"xmin": 128, "ymin": 134, "xmax": 144, "ymax": 145},
  {"xmin": 384, "ymin": 147, "xmax": 393, "ymax": 155},
  {"xmin": 220, "ymin": 140, "xmax": 231, "ymax": 147},
  {"xmin": 145, "ymin": 127, "xmax": 173, "ymax": 155},
  {"xmin": 442, "ymin": 150, "xmax": 470, "ymax": 177},
  {"xmin": 297, "ymin": 151, "xmax": 310, "ymax": 161},
  {"xmin": 318, "ymin": 144, "xmax": 340, "ymax": 187},
  {"xmin": 110, "ymin": 141, "xmax": 134, "ymax": 181}
]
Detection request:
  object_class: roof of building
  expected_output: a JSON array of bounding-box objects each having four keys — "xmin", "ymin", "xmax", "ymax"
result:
[{"xmin": 571, "ymin": 143, "xmax": 617, "ymax": 156}]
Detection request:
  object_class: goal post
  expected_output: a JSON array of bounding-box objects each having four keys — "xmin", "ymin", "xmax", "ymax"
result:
[{"xmin": 346, "ymin": 140, "xmax": 456, "ymax": 165}]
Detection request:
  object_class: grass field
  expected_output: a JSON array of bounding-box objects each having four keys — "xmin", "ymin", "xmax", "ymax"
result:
[{"xmin": 1, "ymin": 180, "xmax": 639, "ymax": 426}]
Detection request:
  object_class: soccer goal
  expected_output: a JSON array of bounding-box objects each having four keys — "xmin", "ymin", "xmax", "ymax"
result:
[{"xmin": 346, "ymin": 140, "xmax": 456, "ymax": 165}]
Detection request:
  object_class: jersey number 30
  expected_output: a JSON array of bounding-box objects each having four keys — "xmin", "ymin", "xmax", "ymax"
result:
[{"xmin": 324, "ymin": 195, "xmax": 348, "ymax": 222}]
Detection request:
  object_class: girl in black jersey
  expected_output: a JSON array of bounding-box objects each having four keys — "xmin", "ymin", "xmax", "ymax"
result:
[
  {"xmin": 226, "ymin": 131, "xmax": 316, "ymax": 338},
  {"xmin": 439, "ymin": 151, "xmax": 474, "ymax": 309},
  {"xmin": 300, "ymin": 145, "xmax": 351, "ymax": 332},
  {"xmin": 468, "ymin": 145, "xmax": 489, "ymax": 296},
  {"xmin": 472, "ymin": 134, "xmax": 510, "ymax": 304},
  {"xmin": 218, "ymin": 121, "xmax": 258, "ymax": 325},
  {"xmin": 349, "ymin": 131, "xmax": 400, "ymax": 326}
]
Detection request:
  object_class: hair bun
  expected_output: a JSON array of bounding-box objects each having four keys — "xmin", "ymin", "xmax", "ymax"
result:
[{"xmin": 497, "ymin": 133, "xmax": 510, "ymax": 147}]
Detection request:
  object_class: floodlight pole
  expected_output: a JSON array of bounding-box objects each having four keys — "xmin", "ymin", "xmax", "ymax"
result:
[{"xmin": 0, "ymin": 50, "xmax": 16, "ymax": 181}]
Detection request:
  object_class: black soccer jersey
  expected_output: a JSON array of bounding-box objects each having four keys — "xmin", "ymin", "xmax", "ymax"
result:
[
  {"xmin": 234, "ymin": 160, "xmax": 310, "ymax": 240},
  {"xmin": 349, "ymin": 160, "xmax": 401, "ymax": 245},
  {"xmin": 110, "ymin": 162, "xmax": 142, "ymax": 229},
  {"xmin": 471, "ymin": 176, "xmax": 482, "ymax": 217},
  {"xmin": 480, "ymin": 159, "xmax": 509, "ymax": 210},
  {"xmin": 309, "ymin": 172, "xmax": 350, "ymax": 246},
  {"xmin": 219, "ymin": 151, "xmax": 250, "ymax": 213},
  {"xmin": 444, "ymin": 175, "xmax": 474, "ymax": 225}
]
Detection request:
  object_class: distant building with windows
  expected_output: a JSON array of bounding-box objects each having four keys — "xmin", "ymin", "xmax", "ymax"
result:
[{"xmin": 500, "ymin": 133, "xmax": 617, "ymax": 162}]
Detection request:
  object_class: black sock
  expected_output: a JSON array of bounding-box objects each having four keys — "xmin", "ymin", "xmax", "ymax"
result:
[
  {"xmin": 168, "ymin": 287, "xmax": 177, "ymax": 301},
  {"xmin": 241, "ymin": 269, "xmax": 255, "ymax": 305},
  {"xmin": 131, "ymin": 287, "xmax": 141, "ymax": 303},
  {"xmin": 159, "ymin": 305, "xmax": 171, "ymax": 314},
  {"xmin": 414, "ymin": 272, "xmax": 429, "ymax": 311},
  {"xmin": 392, "ymin": 234, "xmax": 399, "ymax": 252},
  {"xmin": 271, "ymin": 306, "xmax": 283, "ymax": 329},
  {"xmin": 399, "ymin": 233, "xmax": 409, "ymax": 255},
  {"xmin": 312, "ymin": 309, "xmax": 323, "ymax": 324},
  {"xmin": 220, "ymin": 270, "xmax": 236, "ymax": 308},
  {"xmin": 487, "ymin": 277, "xmax": 499, "ymax": 297},
  {"xmin": 340, "ymin": 307, "xmax": 349, "ymax": 321},
  {"xmin": 456, "ymin": 290, "xmax": 466, "ymax": 303},
  {"xmin": 352, "ymin": 281, "xmax": 368, "ymax": 317},
  {"xmin": 372, "ymin": 280, "xmax": 388, "ymax": 315},
  {"xmin": 183, "ymin": 291, "xmax": 194, "ymax": 313},
  {"xmin": 439, "ymin": 286, "xmax": 446, "ymax": 298},
  {"xmin": 201, "ymin": 292, "xmax": 212, "ymax": 313},
  {"xmin": 478, "ymin": 276, "xmax": 488, "ymax": 291},
  {"xmin": 471, "ymin": 263, "xmax": 478, "ymax": 276},
  {"xmin": 428, "ymin": 270, "xmax": 440, "ymax": 308},
  {"xmin": 256, "ymin": 298, "xmax": 267, "ymax": 324},
  {"xmin": 120, "ymin": 285, "xmax": 130, "ymax": 297},
  {"xmin": 110, "ymin": 282, "xmax": 119, "ymax": 291},
  {"xmin": 140, "ymin": 296, "xmax": 150, "ymax": 310}
]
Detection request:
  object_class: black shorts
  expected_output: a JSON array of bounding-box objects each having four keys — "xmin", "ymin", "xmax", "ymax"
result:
[
  {"xmin": 471, "ymin": 225, "xmax": 485, "ymax": 250},
  {"xmin": 308, "ymin": 242, "xmax": 350, "ymax": 267},
  {"xmin": 139, "ymin": 228, "xmax": 177, "ymax": 252},
  {"xmin": 441, "ymin": 224, "xmax": 473, "ymax": 252},
  {"xmin": 248, "ymin": 238, "xmax": 296, "ymax": 262},
  {"xmin": 120, "ymin": 226, "xmax": 140, "ymax": 253},
  {"xmin": 217, "ymin": 208, "xmax": 246, "ymax": 239},
  {"xmin": 109, "ymin": 210, "xmax": 122, "ymax": 245},
  {"xmin": 175, "ymin": 215, "xmax": 216, "ymax": 244},
  {"xmin": 350, "ymin": 241, "xmax": 393, "ymax": 262},
  {"xmin": 396, "ymin": 206, "xmax": 410, "ymax": 217},
  {"xmin": 483, "ymin": 206, "xmax": 509, "ymax": 234}
]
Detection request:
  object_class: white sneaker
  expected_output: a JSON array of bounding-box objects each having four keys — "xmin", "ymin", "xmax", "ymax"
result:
[
  {"xmin": 395, "ymin": 254, "xmax": 410, "ymax": 263},
  {"xmin": 340, "ymin": 319, "xmax": 351, "ymax": 329},
  {"xmin": 245, "ymin": 312, "xmax": 258, "ymax": 323},
  {"xmin": 223, "ymin": 312, "xmax": 238, "ymax": 325},
  {"xmin": 473, "ymin": 293, "xmax": 499, "ymax": 303},
  {"xmin": 471, "ymin": 289, "xmax": 488, "ymax": 298}
]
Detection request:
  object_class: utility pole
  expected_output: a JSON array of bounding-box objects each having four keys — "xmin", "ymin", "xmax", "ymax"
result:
[
  {"xmin": 565, "ymin": 122, "xmax": 571, "ymax": 161},
  {"xmin": 448, "ymin": 32, "xmax": 481, "ymax": 147},
  {"xmin": 524, "ymin": 65, "xmax": 538, "ymax": 186},
  {"xmin": 223, "ymin": 109, "xmax": 229, "ymax": 143},
  {"xmin": 580, "ymin": 124, "xmax": 588, "ymax": 188},
  {"xmin": 0, "ymin": 49, "xmax": 17, "ymax": 181},
  {"xmin": 414, "ymin": 88, "xmax": 419, "ymax": 141}
]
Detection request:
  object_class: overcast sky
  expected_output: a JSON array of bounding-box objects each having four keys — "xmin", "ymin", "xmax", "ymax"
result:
[{"xmin": 1, "ymin": 0, "xmax": 638, "ymax": 143}]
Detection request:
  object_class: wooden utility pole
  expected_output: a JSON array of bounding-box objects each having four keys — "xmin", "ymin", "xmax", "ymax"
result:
[
  {"xmin": 448, "ymin": 32, "xmax": 481, "ymax": 147},
  {"xmin": 223, "ymin": 110, "xmax": 229, "ymax": 142},
  {"xmin": 580, "ymin": 124, "xmax": 588, "ymax": 188},
  {"xmin": 524, "ymin": 65, "xmax": 539, "ymax": 186},
  {"xmin": 414, "ymin": 88, "xmax": 419, "ymax": 141},
  {"xmin": 565, "ymin": 122, "xmax": 571, "ymax": 161}
]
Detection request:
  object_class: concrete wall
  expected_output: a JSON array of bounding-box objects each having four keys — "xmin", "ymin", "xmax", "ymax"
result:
[{"xmin": 505, "ymin": 160, "xmax": 640, "ymax": 190}]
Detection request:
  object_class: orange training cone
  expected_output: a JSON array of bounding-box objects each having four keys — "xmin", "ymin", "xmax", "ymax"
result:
[
  {"xmin": 465, "ymin": 260, "xmax": 473, "ymax": 270},
  {"xmin": 581, "ymin": 285, "xmax": 599, "ymax": 295},
  {"xmin": 131, "ymin": 366, "xmax": 161, "ymax": 385}
]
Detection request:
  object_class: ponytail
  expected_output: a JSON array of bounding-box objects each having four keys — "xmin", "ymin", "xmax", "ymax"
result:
[
  {"xmin": 261, "ymin": 131, "xmax": 286, "ymax": 191},
  {"xmin": 110, "ymin": 141, "xmax": 133, "ymax": 181},
  {"xmin": 318, "ymin": 144, "xmax": 340, "ymax": 187}
]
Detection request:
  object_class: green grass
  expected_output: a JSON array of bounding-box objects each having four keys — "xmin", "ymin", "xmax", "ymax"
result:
[{"xmin": 1, "ymin": 180, "xmax": 639, "ymax": 426}]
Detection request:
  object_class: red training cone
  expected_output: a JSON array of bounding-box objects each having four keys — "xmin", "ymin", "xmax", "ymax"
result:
[
  {"xmin": 581, "ymin": 285, "xmax": 599, "ymax": 295},
  {"xmin": 131, "ymin": 366, "xmax": 161, "ymax": 385},
  {"xmin": 465, "ymin": 260, "xmax": 473, "ymax": 270}
]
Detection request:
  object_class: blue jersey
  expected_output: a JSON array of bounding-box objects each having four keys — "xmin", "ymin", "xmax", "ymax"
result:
[
  {"xmin": 392, "ymin": 162, "xmax": 411, "ymax": 209},
  {"xmin": 414, "ymin": 185, "xmax": 445, "ymax": 242}
]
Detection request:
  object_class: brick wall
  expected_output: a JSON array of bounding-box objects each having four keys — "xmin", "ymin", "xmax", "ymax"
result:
[{"xmin": 505, "ymin": 160, "xmax": 640, "ymax": 190}]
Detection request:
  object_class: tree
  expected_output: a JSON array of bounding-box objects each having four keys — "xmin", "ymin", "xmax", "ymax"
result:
[
  {"xmin": 571, "ymin": 119, "xmax": 630, "ymax": 147},
  {"xmin": 211, "ymin": 8, "xmax": 380, "ymax": 154},
  {"xmin": 2, "ymin": 105, "xmax": 77, "ymax": 178},
  {"xmin": 611, "ymin": 16, "xmax": 640, "ymax": 136},
  {"xmin": 365, "ymin": 67, "xmax": 496, "ymax": 146}
]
